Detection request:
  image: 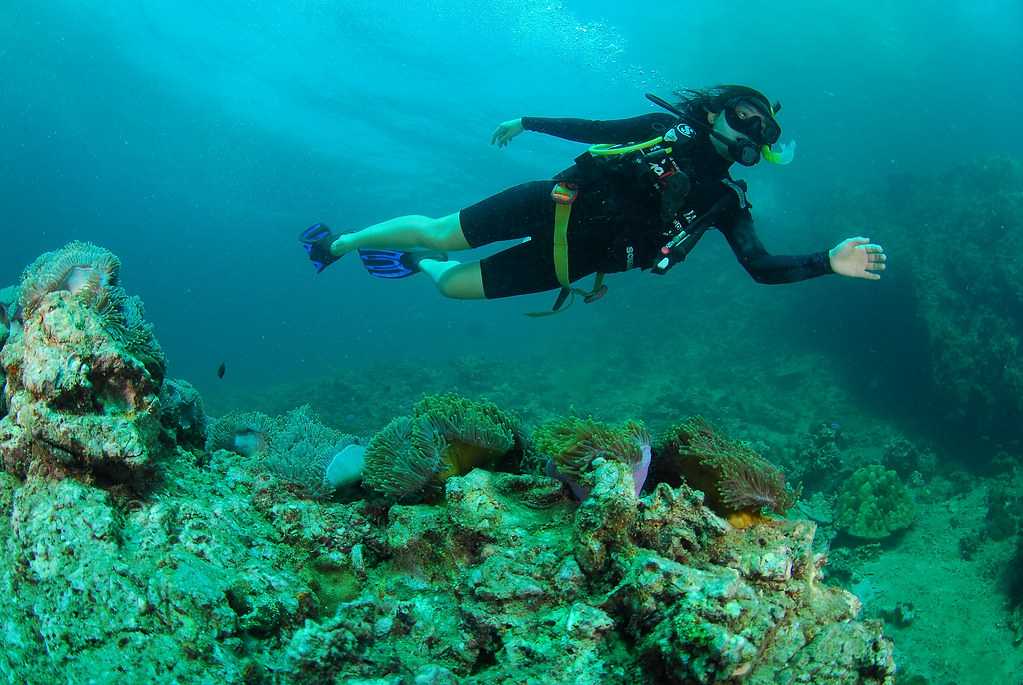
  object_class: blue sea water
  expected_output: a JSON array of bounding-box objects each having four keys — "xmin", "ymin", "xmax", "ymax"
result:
[
  {"xmin": 3, "ymin": 0, "xmax": 1020, "ymax": 398},
  {"xmin": 3, "ymin": 2, "xmax": 1023, "ymax": 682}
]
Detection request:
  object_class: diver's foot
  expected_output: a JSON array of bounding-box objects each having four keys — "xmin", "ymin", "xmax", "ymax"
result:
[
  {"xmin": 299, "ymin": 223, "xmax": 344, "ymax": 274},
  {"xmin": 357, "ymin": 249, "xmax": 448, "ymax": 279},
  {"xmin": 399, "ymin": 250, "xmax": 449, "ymax": 273}
]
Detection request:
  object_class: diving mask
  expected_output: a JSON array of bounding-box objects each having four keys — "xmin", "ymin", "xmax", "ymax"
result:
[
  {"xmin": 643, "ymin": 91, "xmax": 795, "ymax": 167},
  {"xmin": 715, "ymin": 97, "xmax": 795, "ymax": 166},
  {"xmin": 723, "ymin": 97, "xmax": 781, "ymax": 146}
]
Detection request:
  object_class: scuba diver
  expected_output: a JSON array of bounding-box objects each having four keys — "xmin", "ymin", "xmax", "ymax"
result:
[{"xmin": 300, "ymin": 85, "xmax": 886, "ymax": 314}]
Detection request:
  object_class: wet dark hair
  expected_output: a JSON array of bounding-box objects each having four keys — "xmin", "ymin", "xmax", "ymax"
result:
[{"xmin": 672, "ymin": 84, "xmax": 774, "ymax": 120}]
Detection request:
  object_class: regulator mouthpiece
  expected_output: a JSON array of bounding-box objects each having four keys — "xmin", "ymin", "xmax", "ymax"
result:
[{"xmin": 762, "ymin": 140, "xmax": 796, "ymax": 165}]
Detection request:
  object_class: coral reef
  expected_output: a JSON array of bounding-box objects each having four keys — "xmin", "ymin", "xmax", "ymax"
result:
[
  {"xmin": 834, "ymin": 465, "xmax": 917, "ymax": 540},
  {"xmin": 652, "ymin": 416, "xmax": 797, "ymax": 526},
  {"xmin": 286, "ymin": 465, "xmax": 893, "ymax": 684},
  {"xmin": 984, "ymin": 469, "xmax": 1023, "ymax": 541},
  {"xmin": 0, "ymin": 454, "xmax": 317, "ymax": 683},
  {"xmin": 362, "ymin": 394, "xmax": 520, "ymax": 503},
  {"xmin": 532, "ymin": 416, "xmax": 651, "ymax": 499},
  {"xmin": 1009, "ymin": 534, "xmax": 1023, "ymax": 645},
  {"xmin": 781, "ymin": 422, "xmax": 847, "ymax": 492},
  {"xmin": 0, "ymin": 244, "xmax": 903, "ymax": 683},
  {"xmin": 0, "ymin": 418, "xmax": 897, "ymax": 683},
  {"xmin": 0, "ymin": 244, "xmax": 167, "ymax": 480}
]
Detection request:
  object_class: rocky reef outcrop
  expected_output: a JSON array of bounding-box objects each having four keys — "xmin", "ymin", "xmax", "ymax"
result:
[
  {"xmin": 818, "ymin": 157, "xmax": 1023, "ymax": 448},
  {"xmin": 0, "ymin": 243, "xmax": 896, "ymax": 684},
  {"xmin": 0, "ymin": 450, "xmax": 896, "ymax": 684},
  {"xmin": 0, "ymin": 242, "xmax": 167, "ymax": 481}
]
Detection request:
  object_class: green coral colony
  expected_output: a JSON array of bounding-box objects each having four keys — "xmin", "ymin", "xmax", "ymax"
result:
[
  {"xmin": 0, "ymin": 242, "xmax": 913, "ymax": 682},
  {"xmin": 834, "ymin": 465, "xmax": 916, "ymax": 539}
]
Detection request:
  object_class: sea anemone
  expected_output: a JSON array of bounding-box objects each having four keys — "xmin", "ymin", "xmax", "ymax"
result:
[
  {"xmin": 207, "ymin": 411, "xmax": 281, "ymax": 456},
  {"xmin": 263, "ymin": 405, "xmax": 360, "ymax": 498},
  {"xmin": 413, "ymin": 393, "xmax": 519, "ymax": 477},
  {"xmin": 653, "ymin": 416, "xmax": 797, "ymax": 526},
  {"xmin": 534, "ymin": 417, "xmax": 651, "ymax": 500},
  {"xmin": 362, "ymin": 415, "xmax": 446, "ymax": 503},
  {"xmin": 20, "ymin": 241, "xmax": 121, "ymax": 315},
  {"xmin": 361, "ymin": 394, "xmax": 520, "ymax": 503}
]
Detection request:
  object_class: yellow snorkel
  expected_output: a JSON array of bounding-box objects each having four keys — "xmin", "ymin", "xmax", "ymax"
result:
[{"xmin": 760, "ymin": 102, "xmax": 796, "ymax": 165}]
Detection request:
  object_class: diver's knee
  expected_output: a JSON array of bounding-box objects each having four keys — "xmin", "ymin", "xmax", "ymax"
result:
[
  {"xmin": 426, "ymin": 213, "xmax": 466, "ymax": 250},
  {"xmin": 436, "ymin": 271, "xmax": 463, "ymax": 298},
  {"xmin": 435, "ymin": 263, "xmax": 484, "ymax": 299}
]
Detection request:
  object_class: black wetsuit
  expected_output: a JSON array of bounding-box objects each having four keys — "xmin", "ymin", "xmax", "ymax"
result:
[{"xmin": 459, "ymin": 113, "xmax": 833, "ymax": 299}]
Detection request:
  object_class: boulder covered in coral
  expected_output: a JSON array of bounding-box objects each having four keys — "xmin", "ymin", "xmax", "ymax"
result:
[
  {"xmin": 0, "ymin": 242, "xmax": 166, "ymax": 480},
  {"xmin": 0, "ymin": 454, "xmax": 319, "ymax": 683}
]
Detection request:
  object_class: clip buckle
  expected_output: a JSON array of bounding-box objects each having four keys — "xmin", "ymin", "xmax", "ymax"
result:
[{"xmin": 551, "ymin": 182, "xmax": 578, "ymax": 205}]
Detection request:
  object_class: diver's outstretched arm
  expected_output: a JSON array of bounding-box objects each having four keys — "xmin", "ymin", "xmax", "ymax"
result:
[
  {"xmin": 492, "ymin": 112, "xmax": 678, "ymax": 147},
  {"xmin": 722, "ymin": 213, "xmax": 886, "ymax": 283}
]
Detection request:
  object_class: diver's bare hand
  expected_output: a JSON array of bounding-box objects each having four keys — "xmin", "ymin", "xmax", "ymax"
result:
[
  {"xmin": 829, "ymin": 237, "xmax": 886, "ymax": 280},
  {"xmin": 491, "ymin": 118, "xmax": 524, "ymax": 147}
]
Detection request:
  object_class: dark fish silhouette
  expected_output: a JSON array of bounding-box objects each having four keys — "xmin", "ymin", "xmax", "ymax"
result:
[
  {"xmin": 0, "ymin": 305, "xmax": 8, "ymax": 327},
  {"xmin": 217, "ymin": 362, "xmax": 226, "ymax": 379}
]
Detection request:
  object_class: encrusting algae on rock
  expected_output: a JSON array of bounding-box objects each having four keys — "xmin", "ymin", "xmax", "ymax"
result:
[{"xmin": 0, "ymin": 243, "xmax": 897, "ymax": 684}]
